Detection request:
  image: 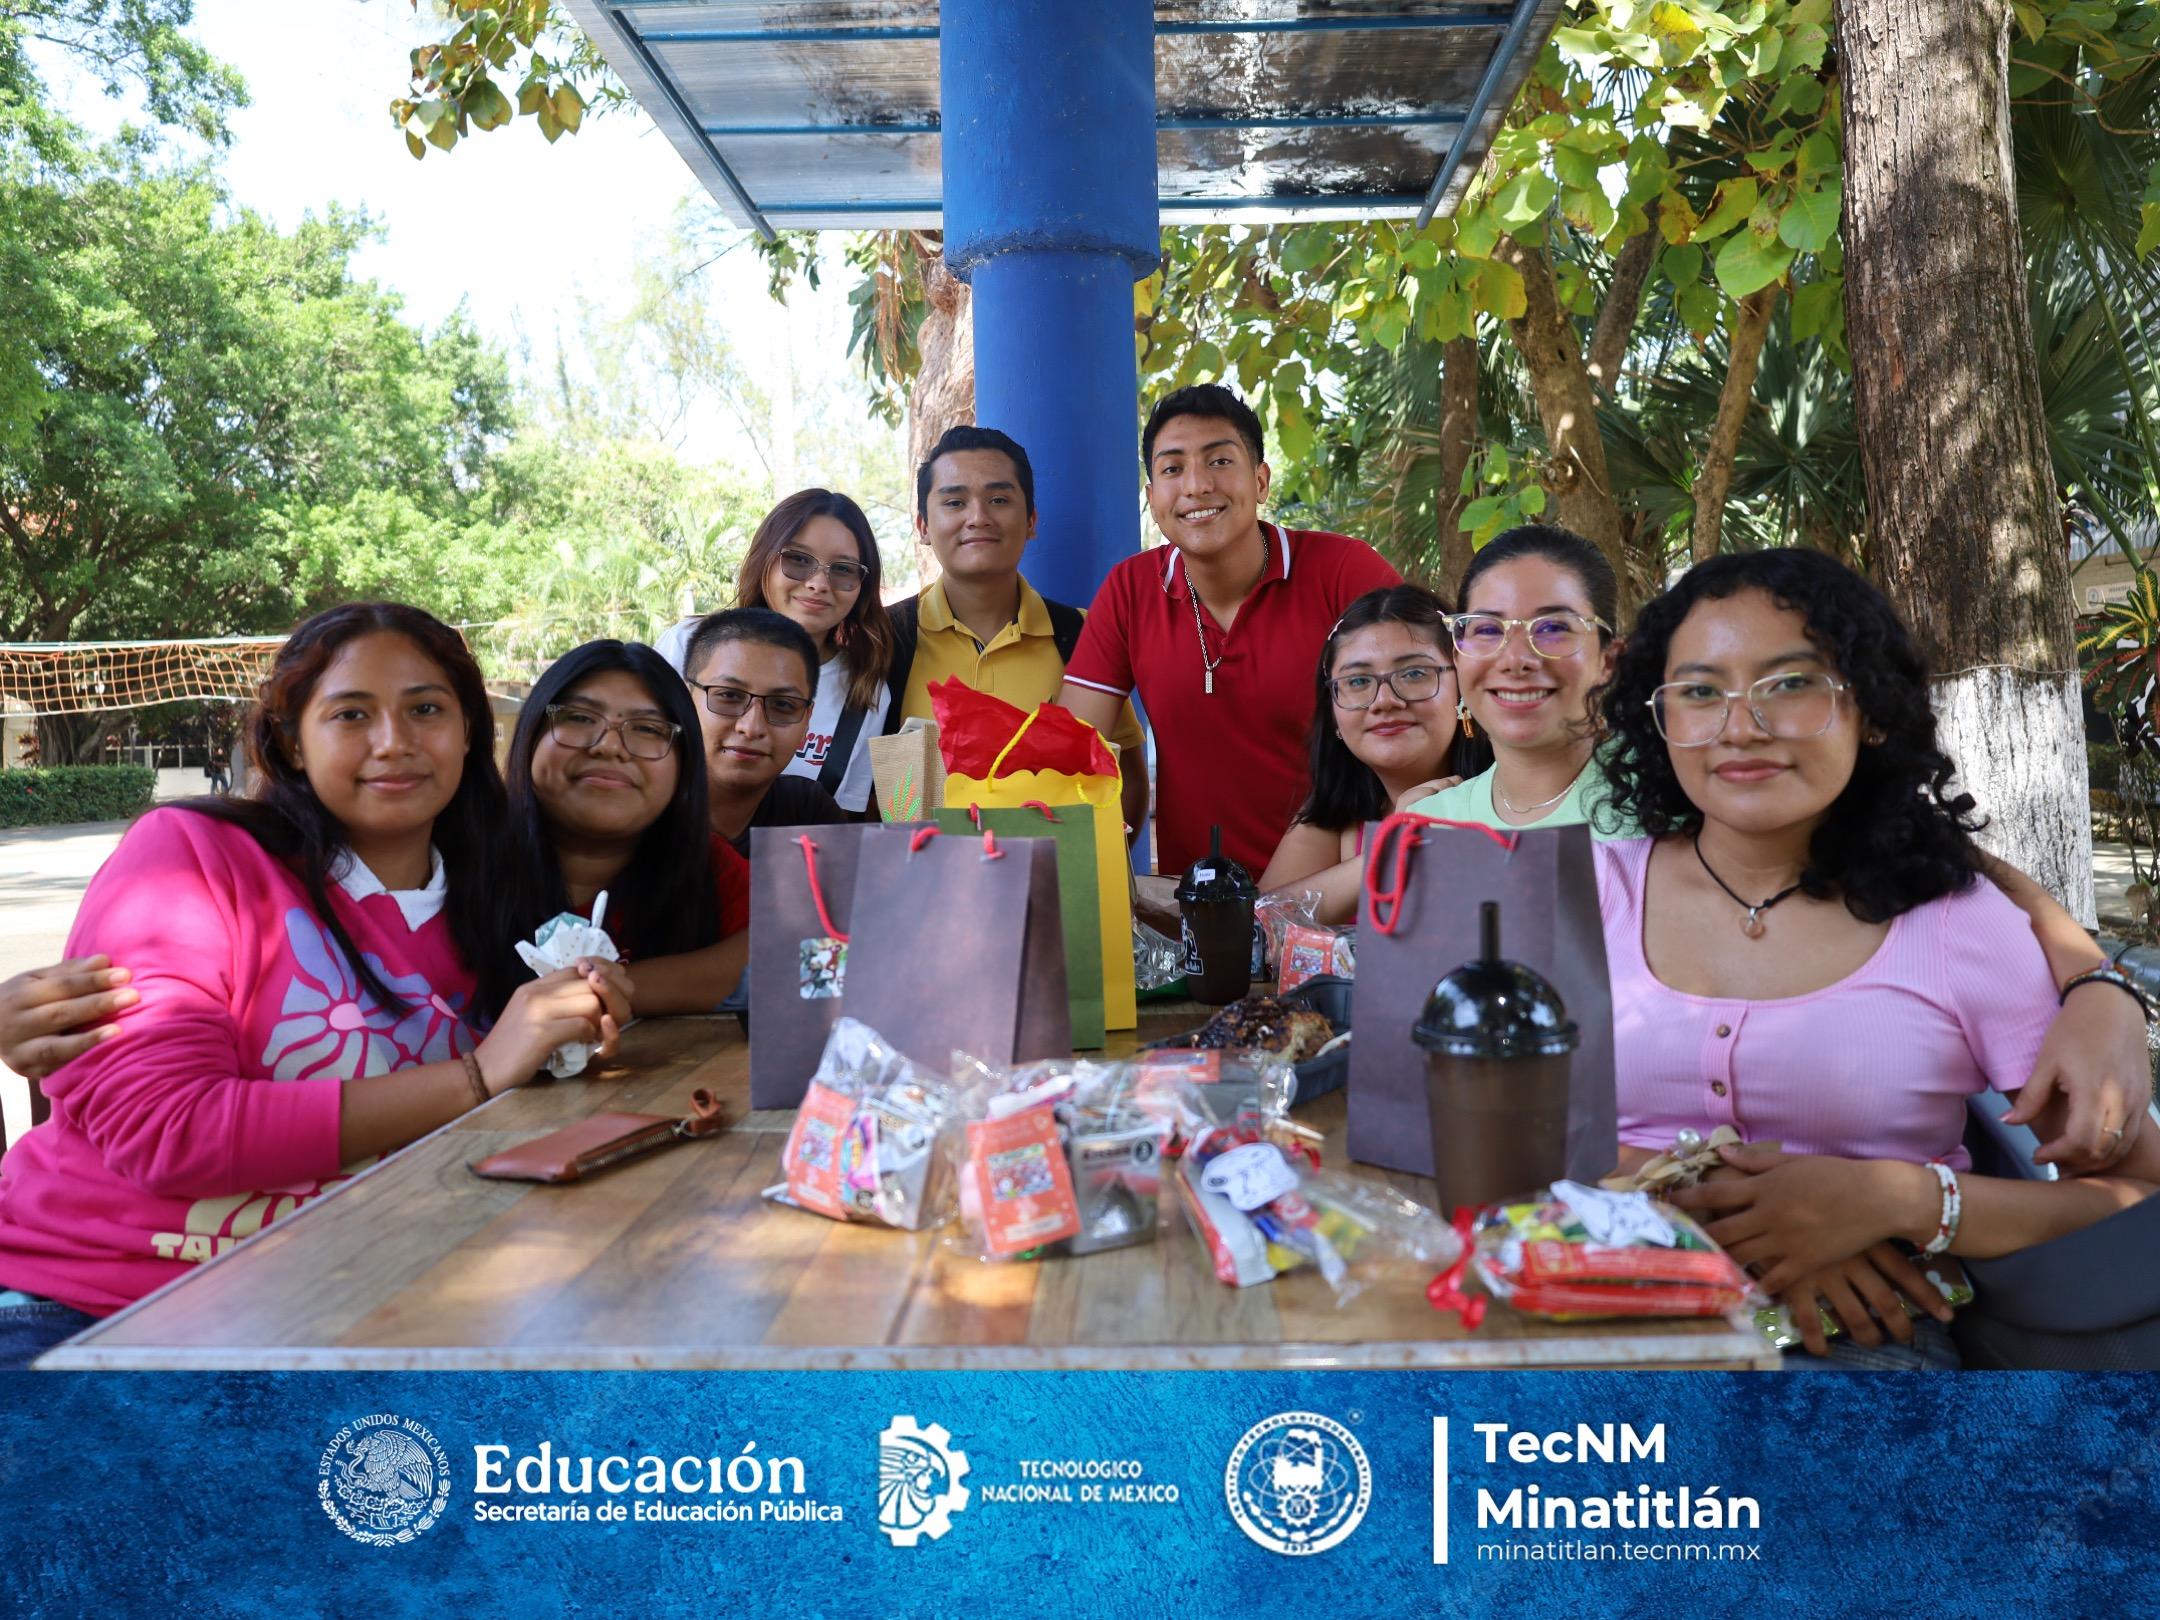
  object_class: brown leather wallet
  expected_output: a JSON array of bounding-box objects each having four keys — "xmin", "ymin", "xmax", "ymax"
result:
[{"xmin": 470, "ymin": 1089, "xmax": 730, "ymax": 1183}]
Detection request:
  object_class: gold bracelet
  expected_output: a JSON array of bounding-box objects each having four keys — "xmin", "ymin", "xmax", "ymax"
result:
[{"xmin": 461, "ymin": 1049, "xmax": 491, "ymax": 1108}]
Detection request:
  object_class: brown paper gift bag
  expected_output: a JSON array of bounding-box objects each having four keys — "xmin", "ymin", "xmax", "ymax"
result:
[
  {"xmin": 747, "ymin": 823, "xmax": 889, "ymax": 1108},
  {"xmin": 868, "ymin": 717, "xmax": 946, "ymax": 822},
  {"xmin": 1344, "ymin": 816, "xmax": 1617, "ymax": 1184},
  {"xmin": 841, "ymin": 824, "xmax": 1072, "ymax": 1072}
]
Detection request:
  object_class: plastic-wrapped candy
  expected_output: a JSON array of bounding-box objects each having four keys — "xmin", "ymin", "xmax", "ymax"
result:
[
  {"xmin": 769, "ymin": 1018, "xmax": 960, "ymax": 1231},
  {"xmin": 1464, "ymin": 1181, "xmax": 1762, "ymax": 1322},
  {"xmin": 513, "ymin": 892, "xmax": 621, "ymax": 1078},
  {"xmin": 1133, "ymin": 917, "xmax": 1185, "ymax": 992},
  {"xmin": 949, "ymin": 1056, "xmax": 1173, "ymax": 1262}
]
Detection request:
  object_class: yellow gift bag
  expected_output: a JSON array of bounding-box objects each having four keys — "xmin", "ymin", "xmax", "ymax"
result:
[{"xmin": 933, "ymin": 678, "xmax": 1137, "ymax": 1030}]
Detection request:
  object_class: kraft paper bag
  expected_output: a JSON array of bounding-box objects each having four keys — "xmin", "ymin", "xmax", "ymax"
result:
[
  {"xmin": 933, "ymin": 803, "xmax": 1107, "ymax": 1050},
  {"xmin": 842, "ymin": 826, "xmax": 1072, "ymax": 1073},
  {"xmin": 1344, "ymin": 818, "xmax": 1617, "ymax": 1186},
  {"xmin": 869, "ymin": 718, "xmax": 946, "ymax": 822}
]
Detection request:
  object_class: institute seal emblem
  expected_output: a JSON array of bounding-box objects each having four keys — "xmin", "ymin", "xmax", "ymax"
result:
[
  {"xmin": 1224, "ymin": 1411, "xmax": 1372, "ymax": 1555},
  {"xmin": 318, "ymin": 1414, "xmax": 452, "ymax": 1546}
]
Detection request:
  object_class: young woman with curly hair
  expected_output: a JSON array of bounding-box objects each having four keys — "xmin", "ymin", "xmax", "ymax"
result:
[{"xmin": 1595, "ymin": 550, "xmax": 2157, "ymax": 1364}]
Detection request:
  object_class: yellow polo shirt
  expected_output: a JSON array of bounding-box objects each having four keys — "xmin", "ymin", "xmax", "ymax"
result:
[{"xmin": 900, "ymin": 579, "xmax": 1146, "ymax": 760}]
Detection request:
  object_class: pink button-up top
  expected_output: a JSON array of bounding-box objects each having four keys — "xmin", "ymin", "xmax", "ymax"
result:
[{"xmin": 1597, "ymin": 837, "xmax": 2056, "ymax": 1169}]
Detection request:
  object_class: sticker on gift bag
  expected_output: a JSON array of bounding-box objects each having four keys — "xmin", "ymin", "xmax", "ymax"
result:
[
  {"xmin": 798, "ymin": 936, "xmax": 847, "ymax": 1000},
  {"xmin": 784, "ymin": 1081, "xmax": 855, "ymax": 1219},
  {"xmin": 966, "ymin": 1106, "xmax": 1080, "ymax": 1257}
]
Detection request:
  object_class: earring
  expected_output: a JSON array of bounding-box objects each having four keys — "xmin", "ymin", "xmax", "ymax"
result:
[
  {"xmin": 1864, "ymin": 728, "xmax": 1885, "ymax": 746},
  {"xmin": 1456, "ymin": 700, "xmax": 1476, "ymax": 740}
]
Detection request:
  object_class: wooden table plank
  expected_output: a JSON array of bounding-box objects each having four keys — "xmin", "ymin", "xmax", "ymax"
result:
[{"xmin": 42, "ymin": 1013, "xmax": 1776, "ymax": 1371}]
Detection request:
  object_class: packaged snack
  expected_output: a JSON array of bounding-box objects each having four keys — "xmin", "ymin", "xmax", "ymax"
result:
[
  {"xmin": 513, "ymin": 892, "xmax": 621, "ymax": 1078},
  {"xmin": 951, "ymin": 1056, "xmax": 1175, "ymax": 1260},
  {"xmin": 1467, "ymin": 1181, "xmax": 1761, "ymax": 1321},
  {"xmin": 1175, "ymin": 1132, "xmax": 1460, "ymax": 1301},
  {"xmin": 1133, "ymin": 917, "xmax": 1186, "ymax": 993},
  {"xmin": 770, "ymin": 1018, "xmax": 959, "ymax": 1230},
  {"xmin": 1255, "ymin": 887, "xmax": 1321, "ymax": 980}
]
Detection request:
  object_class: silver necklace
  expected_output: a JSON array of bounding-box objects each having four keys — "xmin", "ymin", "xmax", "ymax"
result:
[
  {"xmin": 1495, "ymin": 762, "xmax": 1586, "ymax": 816},
  {"xmin": 1187, "ymin": 530, "xmax": 1267, "ymax": 696}
]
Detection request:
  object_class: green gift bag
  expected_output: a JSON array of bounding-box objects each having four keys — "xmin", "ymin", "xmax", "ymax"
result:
[{"xmin": 933, "ymin": 803, "xmax": 1107, "ymax": 1049}]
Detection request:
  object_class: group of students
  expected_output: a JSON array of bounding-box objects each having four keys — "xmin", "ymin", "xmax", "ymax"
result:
[{"xmin": 0, "ymin": 381, "xmax": 2153, "ymax": 1370}]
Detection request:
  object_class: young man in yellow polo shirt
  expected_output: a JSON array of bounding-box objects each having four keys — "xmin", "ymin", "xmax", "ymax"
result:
[{"xmin": 886, "ymin": 425, "xmax": 1149, "ymax": 839}]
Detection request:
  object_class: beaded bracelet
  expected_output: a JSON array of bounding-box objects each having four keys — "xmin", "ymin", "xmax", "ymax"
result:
[
  {"xmin": 1922, "ymin": 1161, "xmax": 1962, "ymax": 1257},
  {"xmin": 461, "ymin": 1050, "xmax": 491, "ymax": 1108},
  {"xmin": 2060, "ymin": 964, "xmax": 2154, "ymax": 1022}
]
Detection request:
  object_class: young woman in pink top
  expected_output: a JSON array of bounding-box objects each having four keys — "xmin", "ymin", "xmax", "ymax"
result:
[
  {"xmin": 0, "ymin": 604, "xmax": 629, "ymax": 1366},
  {"xmin": 1595, "ymin": 549, "xmax": 2158, "ymax": 1364}
]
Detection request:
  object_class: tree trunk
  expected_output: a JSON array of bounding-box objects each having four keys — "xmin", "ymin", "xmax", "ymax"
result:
[
  {"xmin": 1587, "ymin": 205, "xmax": 1661, "ymax": 399},
  {"xmin": 1433, "ymin": 333, "xmax": 1480, "ymax": 598},
  {"xmin": 907, "ymin": 254, "xmax": 976, "ymax": 473},
  {"xmin": 1837, "ymin": 0, "xmax": 2092, "ymax": 920},
  {"xmin": 1691, "ymin": 286, "xmax": 1780, "ymax": 563}
]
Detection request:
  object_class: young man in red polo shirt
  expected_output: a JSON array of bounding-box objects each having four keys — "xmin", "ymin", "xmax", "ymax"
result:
[{"xmin": 1058, "ymin": 384, "xmax": 1401, "ymax": 874}]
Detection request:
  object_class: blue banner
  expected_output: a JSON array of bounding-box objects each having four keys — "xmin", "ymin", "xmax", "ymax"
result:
[{"xmin": 5, "ymin": 1372, "xmax": 2155, "ymax": 1615}]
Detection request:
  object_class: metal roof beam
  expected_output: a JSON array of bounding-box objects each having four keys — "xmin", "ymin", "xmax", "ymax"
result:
[
  {"xmin": 699, "ymin": 112, "xmax": 1468, "ymax": 136},
  {"xmin": 1415, "ymin": 0, "xmax": 1546, "ymax": 228}
]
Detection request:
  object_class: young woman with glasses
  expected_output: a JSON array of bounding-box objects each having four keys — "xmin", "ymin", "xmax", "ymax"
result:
[
  {"xmin": 1259, "ymin": 585, "xmax": 1490, "ymax": 922},
  {"xmin": 1594, "ymin": 549, "xmax": 2157, "ymax": 1365},
  {"xmin": 731, "ymin": 489, "xmax": 898, "ymax": 816}
]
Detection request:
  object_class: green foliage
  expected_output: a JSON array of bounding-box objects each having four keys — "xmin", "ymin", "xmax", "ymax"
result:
[
  {"xmin": 0, "ymin": 1, "xmax": 247, "ymax": 142},
  {"xmin": 2079, "ymin": 564, "xmax": 2160, "ymax": 709},
  {"xmin": 0, "ymin": 764, "xmax": 153, "ymax": 828},
  {"xmin": 389, "ymin": 1, "xmax": 620, "ymax": 159}
]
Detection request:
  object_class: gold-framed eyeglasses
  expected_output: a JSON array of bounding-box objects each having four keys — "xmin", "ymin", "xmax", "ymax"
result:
[
  {"xmin": 776, "ymin": 547, "xmax": 866, "ymax": 593},
  {"xmin": 1447, "ymin": 611, "xmax": 1610, "ymax": 659},
  {"xmin": 687, "ymin": 681, "xmax": 813, "ymax": 726},
  {"xmin": 1648, "ymin": 672, "xmax": 1851, "ymax": 748},
  {"xmin": 1327, "ymin": 664, "xmax": 1455, "ymax": 710},
  {"xmin": 544, "ymin": 704, "xmax": 681, "ymax": 760}
]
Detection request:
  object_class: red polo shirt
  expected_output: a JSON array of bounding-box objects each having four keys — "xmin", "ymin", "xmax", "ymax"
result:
[{"xmin": 1063, "ymin": 523, "xmax": 1400, "ymax": 875}]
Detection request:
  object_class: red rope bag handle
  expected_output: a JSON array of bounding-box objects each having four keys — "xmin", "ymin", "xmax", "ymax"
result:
[
  {"xmin": 1360, "ymin": 812, "xmax": 1521, "ymax": 937},
  {"xmin": 794, "ymin": 835, "xmax": 849, "ymax": 944}
]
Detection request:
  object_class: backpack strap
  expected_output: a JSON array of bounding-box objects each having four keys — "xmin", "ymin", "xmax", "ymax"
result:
[
  {"xmin": 817, "ymin": 700, "xmax": 870, "ymax": 797},
  {"xmin": 1044, "ymin": 595, "xmax": 1086, "ymax": 666},
  {"xmin": 880, "ymin": 594, "xmax": 922, "ymax": 737}
]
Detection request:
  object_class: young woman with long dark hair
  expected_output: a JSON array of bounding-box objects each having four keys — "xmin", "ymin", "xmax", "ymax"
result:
[
  {"xmin": 0, "ymin": 604, "xmax": 628, "ymax": 1366},
  {"xmin": 730, "ymin": 488, "xmax": 898, "ymax": 815},
  {"xmin": 1258, "ymin": 583, "xmax": 1489, "ymax": 921},
  {"xmin": 1595, "ymin": 550, "xmax": 2158, "ymax": 1364}
]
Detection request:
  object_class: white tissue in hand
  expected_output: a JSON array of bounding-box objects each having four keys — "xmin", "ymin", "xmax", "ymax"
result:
[{"xmin": 520, "ymin": 902, "xmax": 620, "ymax": 1077}]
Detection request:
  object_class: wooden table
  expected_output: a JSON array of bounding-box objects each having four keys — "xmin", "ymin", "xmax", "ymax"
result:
[{"xmin": 43, "ymin": 1014, "xmax": 1776, "ymax": 1370}]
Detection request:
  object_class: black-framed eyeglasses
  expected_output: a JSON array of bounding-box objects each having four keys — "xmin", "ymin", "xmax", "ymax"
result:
[
  {"xmin": 1648, "ymin": 671, "xmax": 1851, "ymax": 747},
  {"xmin": 687, "ymin": 680, "xmax": 812, "ymax": 726},
  {"xmin": 1447, "ymin": 611, "xmax": 1610, "ymax": 660},
  {"xmin": 1327, "ymin": 664, "xmax": 1455, "ymax": 710},
  {"xmin": 544, "ymin": 703, "xmax": 681, "ymax": 760},
  {"xmin": 776, "ymin": 547, "xmax": 866, "ymax": 593}
]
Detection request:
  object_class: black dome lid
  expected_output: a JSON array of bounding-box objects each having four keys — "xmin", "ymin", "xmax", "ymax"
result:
[
  {"xmin": 1412, "ymin": 901, "xmax": 1578, "ymax": 1059},
  {"xmin": 1175, "ymin": 824, "xmax": 1257, "ymax": 903}
]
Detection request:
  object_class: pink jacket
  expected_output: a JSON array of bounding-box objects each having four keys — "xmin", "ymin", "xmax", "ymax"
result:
[{"xmin": 0, "ymin": 809, "xmax": 476, "ymax": 1315}]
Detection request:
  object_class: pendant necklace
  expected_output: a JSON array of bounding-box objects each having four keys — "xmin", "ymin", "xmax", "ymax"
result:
[
  {"xmin": 1694, "ymin": 838, "xmax": 1803, "ymax": 939},
  {"xmin": 1188, "ymin": 530, "xmax": 1267, "ymax": 696}
]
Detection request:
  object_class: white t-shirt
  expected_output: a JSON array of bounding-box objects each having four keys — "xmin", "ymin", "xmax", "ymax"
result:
[{"xmin": 784, "ymin": 653, "xmax": 888, "ymax": 812}]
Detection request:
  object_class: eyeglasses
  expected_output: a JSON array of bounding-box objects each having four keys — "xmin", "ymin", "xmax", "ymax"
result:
[
  {"xmin": 1328, "ymin": 664, "xmax": 1454, "ymax": 710},
  {"xmin": 1447, "ymin": 611, "xmax": 1610, "ymax": 660},
  {"xmin": 544, "ymin": 704, "xmax": 681, "ymax": 760},
  {"xmin": 687, "ymin": 680, "xmax": 812, "ymax": 726},
  {"xmin": 1648, "ymin": 672, "xmax": 1851, "ymax": 748},
  {"xmin": 776, "ymin": 547, "xmax": 867, "ymax": 593}
]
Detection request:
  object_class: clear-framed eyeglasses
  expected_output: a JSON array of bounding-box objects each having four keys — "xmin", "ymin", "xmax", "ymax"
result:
[
  {"xmin": 1648, "ymin": 671, "xmax": 1852, "ymax": 748},
  {"xmin": 1447, "ymin": 611, "xmax": 1610, "ymax": 660},
  {"xmin": 544, "ymin": 704, "xmax": 682, "ymax": 760},
  {"xmin": 1327, "ymin": 664, "xmax": 1455, "ymax": 710}
]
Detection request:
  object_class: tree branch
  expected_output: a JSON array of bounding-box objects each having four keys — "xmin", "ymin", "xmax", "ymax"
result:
[
  {"xmin": 1587, "ymin": 200, "xmax": 1662, "ymax": 399},
  {"xmin": 1691, "ymin": 286, "xmax": 1780, "ymax": 563}
]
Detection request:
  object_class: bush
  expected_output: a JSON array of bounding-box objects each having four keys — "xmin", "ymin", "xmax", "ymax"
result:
[{"xmin": 0, "ymin": 766, "xmax": 157, "ymax": 829}]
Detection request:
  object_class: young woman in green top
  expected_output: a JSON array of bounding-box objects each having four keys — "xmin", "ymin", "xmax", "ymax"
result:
[{"xmin": 1407, "ymin": 525, "xmax": 1632, "ymax": 835}]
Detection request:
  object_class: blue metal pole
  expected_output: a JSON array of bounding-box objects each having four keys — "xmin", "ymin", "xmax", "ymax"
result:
[{"xmin": 940, "ymin": 0, "xmax": 1158, "ymax": 611}]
